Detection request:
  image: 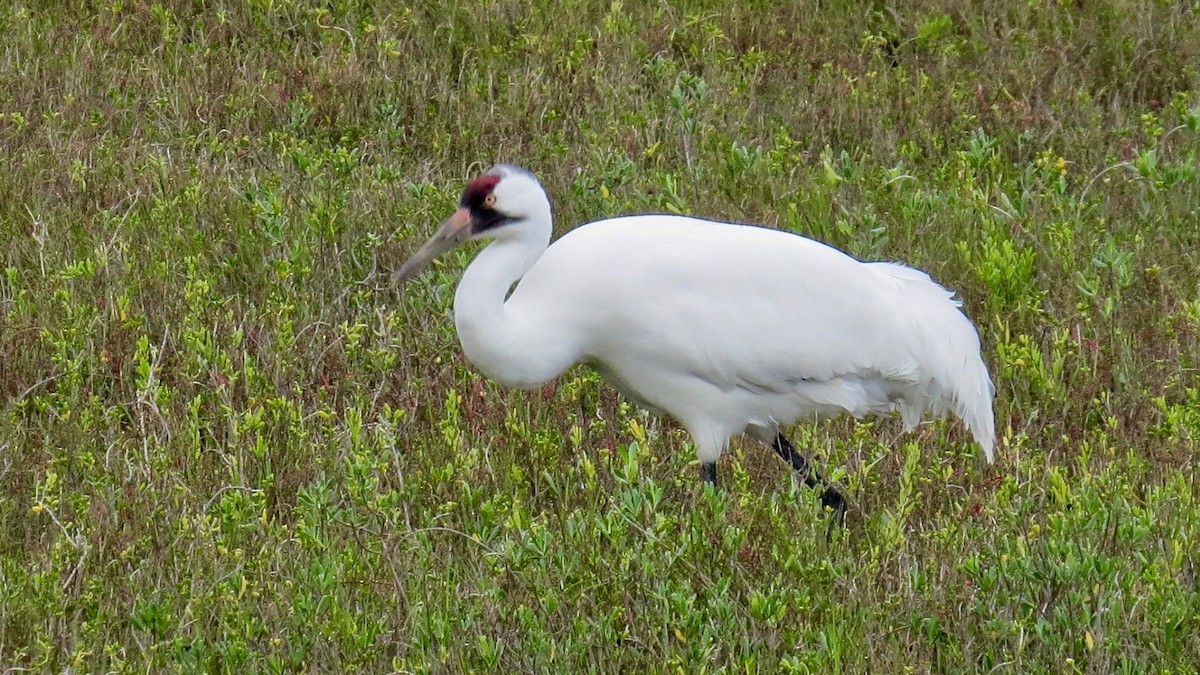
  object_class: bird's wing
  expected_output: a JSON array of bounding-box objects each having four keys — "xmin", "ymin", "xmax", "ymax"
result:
[
  {"xmin": 510, "ymin": 215, "xmax": 993, "ymax": 455},
  {"xmin": 515, "ymin": 216, "xmax": 925, "ymax": 391}
]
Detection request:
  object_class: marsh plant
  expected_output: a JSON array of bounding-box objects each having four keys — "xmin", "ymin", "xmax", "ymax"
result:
[{"xmin": 1, "ymin": 1, "xmax": 1198, "ymax": 671}]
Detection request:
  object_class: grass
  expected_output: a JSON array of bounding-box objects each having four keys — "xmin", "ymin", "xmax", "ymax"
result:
[{"xmin": 1, "ymin": 0, "xmax": 1199, "ymax": 671}]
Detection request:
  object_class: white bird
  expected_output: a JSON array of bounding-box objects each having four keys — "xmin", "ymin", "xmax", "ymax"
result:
[{"xmin": 396, "ymin": 164, "xmax": 995, "ymax": 517}]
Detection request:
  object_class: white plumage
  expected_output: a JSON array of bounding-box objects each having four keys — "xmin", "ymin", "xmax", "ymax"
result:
[{"xmin": 397, "ymin": 164, "xmax": 995, "ymax": 509}]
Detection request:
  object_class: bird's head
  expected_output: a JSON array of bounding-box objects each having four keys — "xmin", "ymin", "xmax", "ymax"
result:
[{"xmin": 395, "ymin": 165, "xmax": 551, "ymax": 284}]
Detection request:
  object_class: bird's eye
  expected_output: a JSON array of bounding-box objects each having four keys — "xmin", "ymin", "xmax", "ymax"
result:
[{"xmin": 483, "ymin": 193, "xmax": 496, "ymax": 208}]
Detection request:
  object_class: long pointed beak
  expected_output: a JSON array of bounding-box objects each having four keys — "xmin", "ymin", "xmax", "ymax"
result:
[{"xmin": 394, "ymin": 208, "xmax": 472, "ymax": 284}]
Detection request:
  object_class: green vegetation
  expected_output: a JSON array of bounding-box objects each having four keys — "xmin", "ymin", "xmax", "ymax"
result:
[{"xmin": 2, "ymin": 0, "xmax": 1199, "ymax": 671}]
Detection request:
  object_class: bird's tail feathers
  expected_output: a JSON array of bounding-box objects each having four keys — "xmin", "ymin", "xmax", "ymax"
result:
[{"xmin": 872, "ymin": 262, "xmax": 996, "ymax": 462}]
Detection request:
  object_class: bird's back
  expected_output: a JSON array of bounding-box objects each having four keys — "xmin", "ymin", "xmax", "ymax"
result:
[{"xmin": 509, "ymin": 215, "xmax": 995, "ymax": 458}]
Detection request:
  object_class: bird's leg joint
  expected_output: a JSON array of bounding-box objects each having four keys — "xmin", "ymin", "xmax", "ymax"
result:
[
  {"xmin": 772, "ymin": 433, "xmax": 821, "ymax": 490},
  {"xmin": 773, "ymin": 432, "xmax": 848, "ymax": 524}
]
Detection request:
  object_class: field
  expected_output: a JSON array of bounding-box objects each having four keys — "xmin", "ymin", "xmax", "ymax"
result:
[{"xmin": 2, "ymin": 0, "xmax": 1199, "ymax": 671}]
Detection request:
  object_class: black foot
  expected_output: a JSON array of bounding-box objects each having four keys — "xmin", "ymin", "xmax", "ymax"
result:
[
  {"xmin": 772, "ymin": 433, "xmax": 848, "ymax": 526},
  {"xmin": 820, "ymin": 486, "xmax": 847, "ymax": 517},
  {"xmin": 822, "ymin": 487, "xmax": 848, "ymax": 541},
  {"xmin": 701, "ymin": 461, "xmax": 717, "ymax": 486}
]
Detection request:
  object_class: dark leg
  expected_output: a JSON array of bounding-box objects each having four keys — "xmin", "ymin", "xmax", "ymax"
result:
[
  {"xmin": 771, "ymin": 433, "xmax": 848, "ymax": 525},
  {"xmin": 701, "ymin": 461, "xmax": 717, "ymax": 486}
]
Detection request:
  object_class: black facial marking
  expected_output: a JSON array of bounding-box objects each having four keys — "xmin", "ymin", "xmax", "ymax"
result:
[
  {"xmin": 458, "ymin": 173, "xmax": 518, "ymax": 234},
  {"xmin": 470, "ymin": 207, "xmax": 516, "ymax": 234}
]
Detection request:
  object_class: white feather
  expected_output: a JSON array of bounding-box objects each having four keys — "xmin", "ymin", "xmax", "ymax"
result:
[{"xmin": 429, "ymin": 166, "xmax": 995, "ymax": 470}]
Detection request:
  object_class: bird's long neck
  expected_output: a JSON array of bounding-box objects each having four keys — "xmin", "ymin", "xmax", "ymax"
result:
[
  {"xmin": 454, "ymin": 232, "xmax": 545, "ymax": 329},
  {"xmin": 453, "ymin": 216, "xmax": 571, "ymax": 389}
]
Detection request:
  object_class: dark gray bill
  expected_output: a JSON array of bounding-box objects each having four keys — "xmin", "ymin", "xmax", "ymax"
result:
[{"xmin": 394, "ymin": 208, "xmax": 472, "ymax": 284}]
